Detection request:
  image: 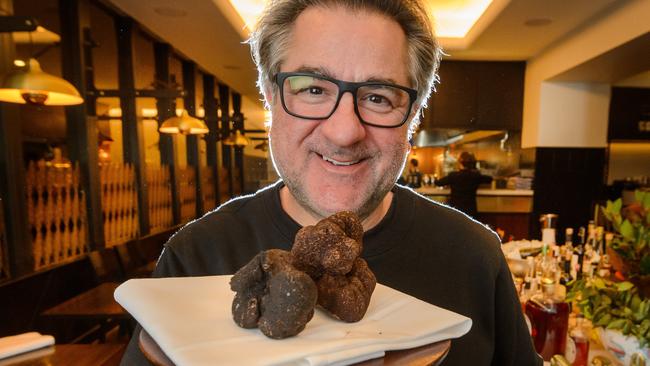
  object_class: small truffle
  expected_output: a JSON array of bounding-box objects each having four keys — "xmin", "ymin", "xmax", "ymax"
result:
[
  {"xmin": 291, "ymin": 211, "xmax": 363, "ymax": 278},
  {"xmin": 316, "ymin": 258, "xmax": 377, "ymax": 322},
  {"xmin": 230, "ymin": 249, "xmax": 317, "ymax": 339}
]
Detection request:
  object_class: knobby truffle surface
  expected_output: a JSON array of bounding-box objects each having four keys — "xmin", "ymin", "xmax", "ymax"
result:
[
  {"xmin": 292, "ymin": 211, "xmax": 376, "ymax": 322},
  {"xmin": 291, "ymin": 211, "xmax": 364, "ymax": 278},
  {"xmin": 230, "ymin": 249, "xmax": 317, "ymax": 339},
  {"xmin": 316, "ymin": 258, "xmax": 377, "ymax": 322}
]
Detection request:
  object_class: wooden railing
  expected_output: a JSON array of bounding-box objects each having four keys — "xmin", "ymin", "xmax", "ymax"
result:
[
  {"xmin": 146, "ymin": 164, "xmax": 174, "ymax": 233},
  {"xmin": 100, "ymin": 163, "xmax": 139, "ymax": 248},
  {"xmin": 25, "ymin": 161, "xmax": 89, "ymax": 270},
  {"xmin": 178, "ymin": 167, "xmax": 197, "ymax": 223}
]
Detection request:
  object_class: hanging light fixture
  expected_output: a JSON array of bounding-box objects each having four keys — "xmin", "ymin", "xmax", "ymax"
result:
[
  {"xmin": 158, "ymin": 110, "xmax": 209, "ymax": 135},
  {"xmin": 223, "ymin": 130, "xmax": 250, "ymax": 147},
  {"xmin": 0, "ymin": 58, "xmax": 83, "ymax": 105}
]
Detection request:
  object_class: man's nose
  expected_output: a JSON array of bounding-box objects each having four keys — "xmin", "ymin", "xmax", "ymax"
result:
[{"xmin": 319, "ymin": 92, "xmax": 366, "ymax": 147}]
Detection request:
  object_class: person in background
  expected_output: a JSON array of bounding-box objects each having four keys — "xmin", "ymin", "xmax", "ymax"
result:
[
  {"xmin": 121, "ymin": 0, "xmax": 541, "ymax": 365},
  {"xmin": 406, "ymin": 158, "xmax": 422, "ymax": 188},
  {"xmin": 435, "ymin": 151, "xmax": 493, "ymax": 218}
]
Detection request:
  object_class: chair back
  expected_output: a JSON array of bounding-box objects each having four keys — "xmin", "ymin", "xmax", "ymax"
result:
[{"xmin": 88, "ymin": 248, "xmax": 124, "ymax": 283}]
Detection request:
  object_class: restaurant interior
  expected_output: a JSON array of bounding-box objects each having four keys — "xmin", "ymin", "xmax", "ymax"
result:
[{"xmin": 0, "ymin": 0, "xmax": 649, "ymax": 365}]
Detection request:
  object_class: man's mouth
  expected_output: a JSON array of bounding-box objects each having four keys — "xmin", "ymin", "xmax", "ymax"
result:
[{"xmin": 320, "ymin": 154, "xmax": 362, "ymax": 166}]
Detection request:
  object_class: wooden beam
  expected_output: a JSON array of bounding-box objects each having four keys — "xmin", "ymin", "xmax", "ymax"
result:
[
  {"xmin": 218, "ymin": 83, "xmax": 233, "ymax": 198},
  {"xmin": 59, "ymin": 0, "xmax": 105, "ymax": 250},
  {"xmin": 154, "ymin": 43, "xmax": 180, "ymax": 224},
  {"xmin": 115, "ymin": 16, "xmax": 150, "ymax": 236},
  {"xmin": 182, "ymin": 60, "xmax": 203, "ymax": 216},
  {"xmin": 232, "ymin": 92, "xmax": 245, "ymax": 194},
  {"xmin": 0, "ymin": 0, "xmax": 32, "ymax": 277},
  {"xmin": 202, "ymin": 74, "xmax": 221, "ymax": 205}
]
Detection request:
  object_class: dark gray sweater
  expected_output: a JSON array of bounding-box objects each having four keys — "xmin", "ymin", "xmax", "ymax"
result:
[{"xmin": 121, "ymin": 182, "xmax": 542, "ymax": 365}]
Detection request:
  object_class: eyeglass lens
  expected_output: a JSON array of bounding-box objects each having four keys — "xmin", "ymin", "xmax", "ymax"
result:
[{"xmin": 282, "ymin": 74, "xmax": 411, "ymax": 127}]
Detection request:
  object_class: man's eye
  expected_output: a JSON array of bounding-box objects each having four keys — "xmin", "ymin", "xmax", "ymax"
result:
[
  {"xmin": 296, "ymin": 87, "xmax": 323, "ymax": 95},
  {"xmin": 367, "ymin": 94, "xmax": 391, "ymax": 106},
  {"xmin": 308, "ymin": 87, "xmax": 323, "ymax": 95}
]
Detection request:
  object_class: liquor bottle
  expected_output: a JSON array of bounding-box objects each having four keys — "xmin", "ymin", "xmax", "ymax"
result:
[
  {"xmin": 525, "ymin": 279, "xmax": 570, "ymax": 361},
  {"xmin": 564, "ymin": 228, "xmax": 574, "ymax": 250},
  {"xmin": 573, "ymin": 227, "xmax": 586, "ymax": 279},
  {"xmin": 565, "ymin": 315, "xmax": 590, "ymax": 366}
]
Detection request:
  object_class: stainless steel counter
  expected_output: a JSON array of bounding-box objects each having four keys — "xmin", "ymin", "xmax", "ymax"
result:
[{"xmin": 415, "ymin": 187, "xmax": 533, "ymax": 213}]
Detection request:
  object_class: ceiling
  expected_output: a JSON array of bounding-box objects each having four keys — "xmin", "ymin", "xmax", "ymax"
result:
[{"xmin": 103, "ymin": 0, "xmax": 639, "ymax": 129}]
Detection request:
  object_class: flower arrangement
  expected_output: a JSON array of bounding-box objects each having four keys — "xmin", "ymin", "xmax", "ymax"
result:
[{"xmin": 567, "ymin": 191, "xmax": 650, "ymax": 348}]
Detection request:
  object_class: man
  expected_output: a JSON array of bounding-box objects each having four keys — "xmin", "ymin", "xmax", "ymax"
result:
[
  {"xmin": 406, "ymin": 158, "xmax": 423, "ymax": 188},
  {"xmin": 435, "ymin": 151, "xmax": 493, "ymax": 218},
  {"xmin": 122, "ymin": 0, "xmax": 541, "ymax": 365}
]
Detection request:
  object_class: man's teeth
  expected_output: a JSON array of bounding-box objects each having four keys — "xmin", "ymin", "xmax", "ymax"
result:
[{"xmin": 322, "ymin": 155, "xmax": 360, "ymax": 166}]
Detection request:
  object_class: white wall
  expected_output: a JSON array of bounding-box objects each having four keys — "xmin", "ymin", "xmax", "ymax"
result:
[
  {"xmin": 522, "ymin": 0, "xmax": 650, "ymax": 148},
  {"xmin": 535, "ymin": 82, "xmax": 610, "ymax": 148}
]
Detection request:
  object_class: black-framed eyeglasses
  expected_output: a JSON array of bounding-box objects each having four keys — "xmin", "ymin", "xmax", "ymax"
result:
[{"xmin": 274, "ymin": 72, "xmax": 418, "ymax": 128}]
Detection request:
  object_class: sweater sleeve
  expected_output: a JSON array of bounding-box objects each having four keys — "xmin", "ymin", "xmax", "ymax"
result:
[{"xmin": 492, "ymin": 253, "xmax": 543, "ymax": 366}]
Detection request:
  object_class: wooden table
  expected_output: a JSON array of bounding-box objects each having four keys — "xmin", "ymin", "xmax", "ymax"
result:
[
  {"xmin": 0, "ymin": 344, "xmax": 125, "ymax": 366},
  {"xmin": 41, "ymin": 282, "xmax": 127, "ymax": 320},
  {"xmin": 41, "ymin": 282, "xmax": 131, "ymax": 342},
  {"xmin": 139, "ymin": 330, "xmax": 451, "ymax": 366}
]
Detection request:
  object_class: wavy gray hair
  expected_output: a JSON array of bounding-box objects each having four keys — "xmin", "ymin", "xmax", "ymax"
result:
[{"xmin": 248, "ymin": 0, "xmax": 442, "ymax": 133}]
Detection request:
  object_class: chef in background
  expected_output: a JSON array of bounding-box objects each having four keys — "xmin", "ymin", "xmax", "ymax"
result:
[{"xmin": 435, "ymin": 151, "xmax": 492, "ymax": 218}]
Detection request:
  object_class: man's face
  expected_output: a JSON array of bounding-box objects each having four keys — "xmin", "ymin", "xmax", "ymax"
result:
[{"xmin": 268, "ymin": 6, "xmax": 413, "ymax": 220}]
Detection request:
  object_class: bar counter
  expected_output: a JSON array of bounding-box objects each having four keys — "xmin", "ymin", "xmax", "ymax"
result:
[{"xmin": 416, "ymin": 187, "xmax": 534, "ymax": 213}]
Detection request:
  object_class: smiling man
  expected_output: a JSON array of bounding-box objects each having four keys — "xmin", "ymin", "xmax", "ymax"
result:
[{"xmin": 121, "ymin": 1, "xmax": 542, "ymax": 365}]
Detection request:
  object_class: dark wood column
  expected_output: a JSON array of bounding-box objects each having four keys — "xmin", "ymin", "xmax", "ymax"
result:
[
  {"xmin": 60, "ymin": 0, "xmax": 104, "ymax": 249},
  {"xmin": 154, "ymin": 43, "xmax": 180, "ymax": 224},
  {"xmin": 231, "ymin": 92, "xmax": 245, "ymax": 194},
  {"xmin": 218, "ymin": 83, "xmax": 233, "ymax": 198},
  {"xmin": 182, "ymin": 60, "xmax": 203, "ymax": 216},
  {"xmin": 532, "ymin": 147, "xmax": 606, "ymax": 241},
  {"xmin": 114, "ymin": 16, "xmax": 149, "ymax": 235},
  {"xmin": 0, "ymin": 0, "xmax": 32, "ymax": 275},
  {"xmin": 202, "ymin": 74, "xmax": 221, "ymax": 205}
]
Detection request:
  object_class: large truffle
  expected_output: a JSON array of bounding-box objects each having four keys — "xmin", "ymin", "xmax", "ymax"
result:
[
  {"xmin": 230, "ymin": 249, "xmax": 317, "ymax": 339},
  {"xmin": 291, "ymin": 211, "xmax": 363, "ymax": 278},
  {"xmin": 292, "ymin": 211, "xmax": 376, "ymax": 322},
  {"xmin": 316, "ymin": 258, "xmax": 377, "ymax": 322}
]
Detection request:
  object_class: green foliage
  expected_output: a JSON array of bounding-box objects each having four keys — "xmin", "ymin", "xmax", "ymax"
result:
[
  {"xmin": 567, "ymin": 191, "xmax": 650, "ymax": 347},
  {"xmin": 601, "ymin": 191, "xmax": 650, "ymax": 276},
  {"xmin": 567, "ymin": 278, "xmax": 650, "ymax": 347}
]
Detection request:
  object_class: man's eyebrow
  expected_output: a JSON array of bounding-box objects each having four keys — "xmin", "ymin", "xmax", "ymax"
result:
[
  {"xmin": 289, "ymin": 66, "xmax": 400, "ymax": 85},
  {"xmin": 291, "ymin": 66, "xmax": 333, "ymax": 78}
]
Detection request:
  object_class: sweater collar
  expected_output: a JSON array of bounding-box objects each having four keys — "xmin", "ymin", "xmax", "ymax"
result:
[{"xmin": 262, "ymin": 181, "xmax": 416, "ymax": 256}]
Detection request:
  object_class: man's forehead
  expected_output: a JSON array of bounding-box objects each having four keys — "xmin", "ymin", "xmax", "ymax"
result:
[{"xmin": 279, "ymin": 6, "xmax": 410, "ymax": 85}]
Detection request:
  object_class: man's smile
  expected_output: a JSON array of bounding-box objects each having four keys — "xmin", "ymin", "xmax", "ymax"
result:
[{"xmin": 320, "ymin": 154, "xmax": 362, "ymax": 166}]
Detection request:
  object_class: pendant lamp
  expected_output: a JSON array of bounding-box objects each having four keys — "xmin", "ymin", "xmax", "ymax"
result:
[
  {"xmin": 0, "ymin": 58, "xmax": 83, "ymax": 105},
  {"xmin": 158, "ymin": 110, "xmax": 209, "ymax": 135},
  {"xmin": 223, "ymin": 130, "xmax": 250, "ymax": 147}
]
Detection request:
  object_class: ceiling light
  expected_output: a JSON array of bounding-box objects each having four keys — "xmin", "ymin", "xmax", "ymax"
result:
[
  {"xmin": 227, "ymin": 0, "xmax": 265, "ymax": 31},
  {"xmin": 228, "ymin": 0, "xmax": 496, "ymax": 41},
  {"xmin": 0, "ymin": 58, "xmax": 83, "ymax": 105},
  {"xmin": 430, "ymin": 0, "xmax": 493, "ymax": 38},
  {"xmin": 159, "ymin": 110, "xmax": 209, "ymax": 135}
]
